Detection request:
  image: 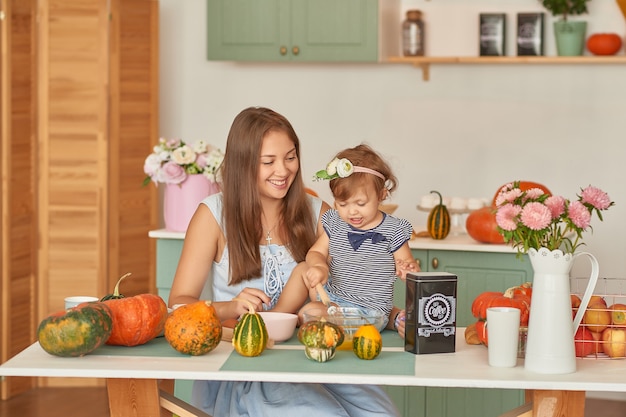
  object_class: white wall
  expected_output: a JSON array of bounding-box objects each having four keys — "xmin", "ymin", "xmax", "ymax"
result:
[{"xmin": 159, "ymin": 0, "xmax": 626, "ymax": 281}]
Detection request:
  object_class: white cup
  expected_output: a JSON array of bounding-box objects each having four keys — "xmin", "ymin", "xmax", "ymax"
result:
[
  {"xmin": 64, "ymin": 296, "xmax": 99, "ymax": 310},
  {"xmin": 486, "ymin": 307, "xmax": 521, "ymax": 367}
]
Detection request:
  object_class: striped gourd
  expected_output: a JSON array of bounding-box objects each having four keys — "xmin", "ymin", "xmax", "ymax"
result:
[
  {"xmin": 427, "ymin": 190, "xmax": 450, "ymax": 240},
  {"xmin": 352, "ymin": 324, "xmax": 382, "ymax": 360},
  {"xmin": 232, "ymin": 301, "xmax": 268, "ymax": 357}
]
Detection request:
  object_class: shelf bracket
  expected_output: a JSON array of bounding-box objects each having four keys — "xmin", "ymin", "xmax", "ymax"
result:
[{"xmin": 412, "ymin": 63, "xmax": 430, "ymax": 81}]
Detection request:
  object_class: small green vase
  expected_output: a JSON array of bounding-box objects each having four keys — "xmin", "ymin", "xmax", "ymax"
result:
[{"xmin": 553, "ymin": 21, "xmax": 587, "ymax": 56}]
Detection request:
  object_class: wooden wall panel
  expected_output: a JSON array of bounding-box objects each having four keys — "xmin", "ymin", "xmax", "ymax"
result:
[
  {"xmin": 38, "ymin": 0, "xmax": 108, "ymax": 316},
  {"xmin": 0, "ymin": 0, "xmax": 38, "ymax": 400},
  {"xmin": 108, "ymin": 0, "xmax": 158, "ymax": 297}
]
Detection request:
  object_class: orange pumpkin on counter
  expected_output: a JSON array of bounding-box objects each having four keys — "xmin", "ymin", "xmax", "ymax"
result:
[{"xmin": 471, "ymin": 283, "xmax": 532, "ymax": 326}]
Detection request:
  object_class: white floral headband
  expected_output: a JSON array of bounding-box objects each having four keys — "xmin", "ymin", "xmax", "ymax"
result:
[{"xmin": 313, "ymin": 158, "xmax": 391, "ymax": 189}]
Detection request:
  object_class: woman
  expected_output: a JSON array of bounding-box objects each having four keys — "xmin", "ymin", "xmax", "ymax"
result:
[{"xmin": 168, "ymin": 107, "xmax": 400, "ymax": 416}]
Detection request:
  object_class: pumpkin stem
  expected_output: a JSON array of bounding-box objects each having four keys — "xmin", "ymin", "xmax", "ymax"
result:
[
  {"xmin": 112, "ymin": 273, "xmax": 132, "ymax": 297},
  {"xmin": 430, "ymin": 190, "xmax": 444, "ymax": 206}
]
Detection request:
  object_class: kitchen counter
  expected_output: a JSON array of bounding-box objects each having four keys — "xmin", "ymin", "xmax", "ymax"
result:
[{"xmin": 148, "ymin": 229, "xmax": 517, "ymax": 254}]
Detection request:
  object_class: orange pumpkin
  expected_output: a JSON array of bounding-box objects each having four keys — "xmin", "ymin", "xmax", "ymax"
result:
[
  {"xmin": 475, "ymin": 320, "xmax": 488, "ymax": 345},
  {"xmin": 490, "ymin": 181, "xmax": 551, "ymax": 208},
  {"xmin": 471, "ymin": 283, "xmax": 532, "ymax": 326},
  {"xmin": 165, "ymin": 301, "xmax": 222, "ymax": 356},
  {"xmin": 586, "ymin": 33, "xmax": 622, "ymax": 56},
  {"xmin": 103, "ymin": 293, "xmax": 168, "ymax": 346},
  {"xmin": 465, "ymin": 207, "xmax": 504, "ymax": 244}
]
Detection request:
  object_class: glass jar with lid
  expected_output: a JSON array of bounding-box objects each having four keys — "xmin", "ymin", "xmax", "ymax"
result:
[{"xmin": 402, "ymin": 10, "xmax": 425, "ymax": 56}]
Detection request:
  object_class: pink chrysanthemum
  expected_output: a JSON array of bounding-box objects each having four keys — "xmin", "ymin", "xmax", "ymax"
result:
[
  {"xmin": 568, "ymin": 201, "xmax": 591, "ymax": 229},
  {"xmin": 524, "ymin": 188, "xmax": 546, "ymax": 200},
  {"xmin": 580, "ymin": 186, "xmax": 612, "ymax": 210},
  {"xmin": 544, "ymin": 195, "xmax": 565, "ymax": 219},
  {"xmin": 520, "ymin": 202, "xmax": 552, "ymax": 230},
  {"xmin": 495, "ymin": 204, "xmax": 522, "ymax": 231},
  {"xmin": 495, "ymin": 188, "xmax": 523, "ymax": 206}
]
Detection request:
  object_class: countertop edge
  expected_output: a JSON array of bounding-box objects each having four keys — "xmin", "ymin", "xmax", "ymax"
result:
[{"xmin": 148, "ymin": 229, "xmax": 519, "ymax": 254}]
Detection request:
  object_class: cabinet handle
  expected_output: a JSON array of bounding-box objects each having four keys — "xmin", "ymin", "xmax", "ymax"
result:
[
  {"xmin": 416, "ymin": 259, "xmax": 421, "ymax": 269},
  {"xmin": 431, "ymin": 257, "xmax": 439, "ymax": 269},
  {"xmin": 280, "ymin": 46, "xmax": 287, "ymax": 56},
  {"xmin": 292, "ymin": 46, "xmax": 300, "ymax": 55}
]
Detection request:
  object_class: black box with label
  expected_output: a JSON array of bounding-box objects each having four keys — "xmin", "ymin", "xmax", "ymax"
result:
[
  {"xmin": 480, "ymin": 13, "xmax": 506, "ymax": 56},
  {"xmin": 517, "ymin": 13, "xmax": 544, "ymax": 56},
  {"xmin": 405, "ymin": 272, "xmax": 457, "ymax": 354}
]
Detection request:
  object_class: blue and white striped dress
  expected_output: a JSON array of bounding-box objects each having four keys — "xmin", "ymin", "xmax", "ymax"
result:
[{"xmin": 323, "ymin": 209, "xmax": 413, "ymax": 322}]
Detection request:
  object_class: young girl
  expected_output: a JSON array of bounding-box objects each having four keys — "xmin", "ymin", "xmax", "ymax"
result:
[
  {"xmin": 296, "ymin": 144, "xmax": 418, "ymax": 330},
  {"xmin": 168, "ymin": 108, "xmax": 400, "ymax": 416}
]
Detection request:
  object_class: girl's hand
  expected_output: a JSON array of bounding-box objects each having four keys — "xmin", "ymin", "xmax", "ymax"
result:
[
  {"xmin": 396, "ymin": 259, "xmax": 420, "ymax": 279},
  {"xmin": 303, "ymin": 265, "xmax": 328, "ymax": 289},
  {"xmin": 395, "ymin": 309, "xmax": 406, "ymax": 339}
]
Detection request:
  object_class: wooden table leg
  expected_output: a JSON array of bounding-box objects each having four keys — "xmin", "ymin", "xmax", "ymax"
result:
[
  {"xmin": 531, "ymin": 390, "xmax": 585, "ymax": 417},
  {"xmin": 107, "ymin": 378, "xmax": 162, "ymax": 417}
]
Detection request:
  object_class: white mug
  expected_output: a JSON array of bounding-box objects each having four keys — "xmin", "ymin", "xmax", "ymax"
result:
[
  {"xmin": 64, "ymin": 296, "xmax": 99, "ymax": 310},
  {"xmin": 486, "ymin": 307, "xmax": 520, "ymax": 367}
]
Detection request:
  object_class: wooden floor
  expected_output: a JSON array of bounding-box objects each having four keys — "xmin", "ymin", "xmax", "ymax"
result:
[{"xmin": 0, "ymin": 387, "xmax": 624, "ymax": 416}]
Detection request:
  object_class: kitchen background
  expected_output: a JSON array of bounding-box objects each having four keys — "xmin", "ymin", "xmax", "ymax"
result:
[{"xmin": 158, "ymin": 0, "xmax": 626, "ymax": 282}]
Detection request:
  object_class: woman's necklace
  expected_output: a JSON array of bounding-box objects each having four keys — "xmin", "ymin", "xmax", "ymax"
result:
[{"xmin": 264, "ymin": 224, "xmax": 278, "ymax": 245}]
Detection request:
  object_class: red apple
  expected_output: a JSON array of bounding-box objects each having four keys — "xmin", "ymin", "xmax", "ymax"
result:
[
  {"xmin": 610, "ymin": 303, "xmax": 626, "ymax": 327},
  {"xmin": 590, "ymin": 330, "xmax": 603, "ymax": 354},
  {"xmin": 574, "ymin": 327, "xmax": 595, "ymax": 357},
  {"xmin": 601, "ymin": 328, "xmax": 626, "ymax": 358}
]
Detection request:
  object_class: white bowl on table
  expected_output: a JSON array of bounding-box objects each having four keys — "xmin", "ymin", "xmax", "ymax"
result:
[{"xmin": 258, "ymin": 312, "xmax": 298, "ymax": 343}]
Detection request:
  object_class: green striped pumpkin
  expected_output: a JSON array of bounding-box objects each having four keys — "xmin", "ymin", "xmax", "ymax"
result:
[
  {"xmin": 427, "ymin": 190, "xmax": 450, "ymax": 240},
  {"xmin": 232, "ymin": 306, "xmax": 268, "ymax": 357},
  {"xmin": 37, "ymin": 302, "xmax": 113, "ymax": 357},
  {"xmin": 352, "ymin": 324, "xmax": 382, "ymax": 360}
]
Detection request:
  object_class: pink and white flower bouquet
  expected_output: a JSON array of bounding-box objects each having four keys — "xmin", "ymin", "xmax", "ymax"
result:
[
  {"xmin": 495, "ymin": 181, "xmax": 614, "ymax": 254},
  {"xmin": 143, "ymin": 138, "xmax": 224, "ymax": 186}
]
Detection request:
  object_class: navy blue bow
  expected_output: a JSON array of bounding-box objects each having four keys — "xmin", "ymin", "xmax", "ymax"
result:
[{"xmin": 347, "ymin": 231, "xmax": 387, "ymax": 251}]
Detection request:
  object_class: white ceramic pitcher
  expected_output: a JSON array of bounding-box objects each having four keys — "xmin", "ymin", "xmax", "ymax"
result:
[{"xmin": 524, "ymin": 248, "xmax": 599, "ymax": 374}]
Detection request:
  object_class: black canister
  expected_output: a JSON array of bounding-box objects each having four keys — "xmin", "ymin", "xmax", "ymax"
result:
[{"xmin": 405, "ymin": 272, "xmax": 457, "ymax": 354}]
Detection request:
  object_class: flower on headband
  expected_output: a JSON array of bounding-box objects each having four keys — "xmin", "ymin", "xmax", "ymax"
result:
[{"xmin": 314, "ymin": 158, "xmax": 354, "ymax": 181}]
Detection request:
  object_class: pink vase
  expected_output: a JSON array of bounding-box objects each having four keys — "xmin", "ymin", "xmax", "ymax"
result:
[{"xmin": 163, "ymin": 175, "xmax": 220, "ymax": 232}]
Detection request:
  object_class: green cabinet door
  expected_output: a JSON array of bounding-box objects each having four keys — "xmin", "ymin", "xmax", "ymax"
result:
[{"xmin": 207, "ymin": 0, "xmax": 378, "ymax": 62}]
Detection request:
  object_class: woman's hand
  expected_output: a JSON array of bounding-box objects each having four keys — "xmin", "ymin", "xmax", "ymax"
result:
[{"xmin": 231, "ymin": 287, "xmax": 271, "ymax": 317}]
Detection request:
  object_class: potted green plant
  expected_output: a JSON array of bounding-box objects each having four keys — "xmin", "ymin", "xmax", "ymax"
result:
[{"xmin": 540, "ymin": 0, "xmax": 591, "ymax": 56}]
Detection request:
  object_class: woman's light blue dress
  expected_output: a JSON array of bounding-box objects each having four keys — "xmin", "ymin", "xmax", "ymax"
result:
[{"xmin": 191, "ymin": 193, "xmax": 400, "ymax": 417}]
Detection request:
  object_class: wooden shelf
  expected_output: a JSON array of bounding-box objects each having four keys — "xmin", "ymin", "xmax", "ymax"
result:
[{"xmin": 387, "ymin": 55, "xmax": 626, "ymax": 81}]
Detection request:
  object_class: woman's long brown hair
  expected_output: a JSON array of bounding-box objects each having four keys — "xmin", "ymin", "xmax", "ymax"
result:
[{"xmin": 221, "ymin": 107, "xmax": 316, "ymax": 285}]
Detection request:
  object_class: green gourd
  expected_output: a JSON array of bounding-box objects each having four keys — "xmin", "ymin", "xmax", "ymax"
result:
[
  {"xmin": 37, "ymin": 302, "xmax": 113, "ymax": 357},
  {"xmin": 297, "ymin": 319, "xmax": 344, "ymax": 362},
  {"xmin": 231, "ymin": 300, "xmax": 268, "ymax": 357},
  {"xmin": 352, "ymin": 324, "xmax": 382, "ymax": 360},
  {"xmin": 427, "ymin": 190, "xmax": 450, "ymax": 240}
]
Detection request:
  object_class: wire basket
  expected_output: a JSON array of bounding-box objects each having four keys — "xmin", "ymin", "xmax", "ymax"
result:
[{"xmin": 570, "ymin": 277, "xmax": 626, "ymax": 360}]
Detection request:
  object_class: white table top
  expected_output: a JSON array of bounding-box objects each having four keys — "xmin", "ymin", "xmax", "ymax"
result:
[{"xmin": 2, "ymin": 330, "xmax": 625, "ymax": 393}]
